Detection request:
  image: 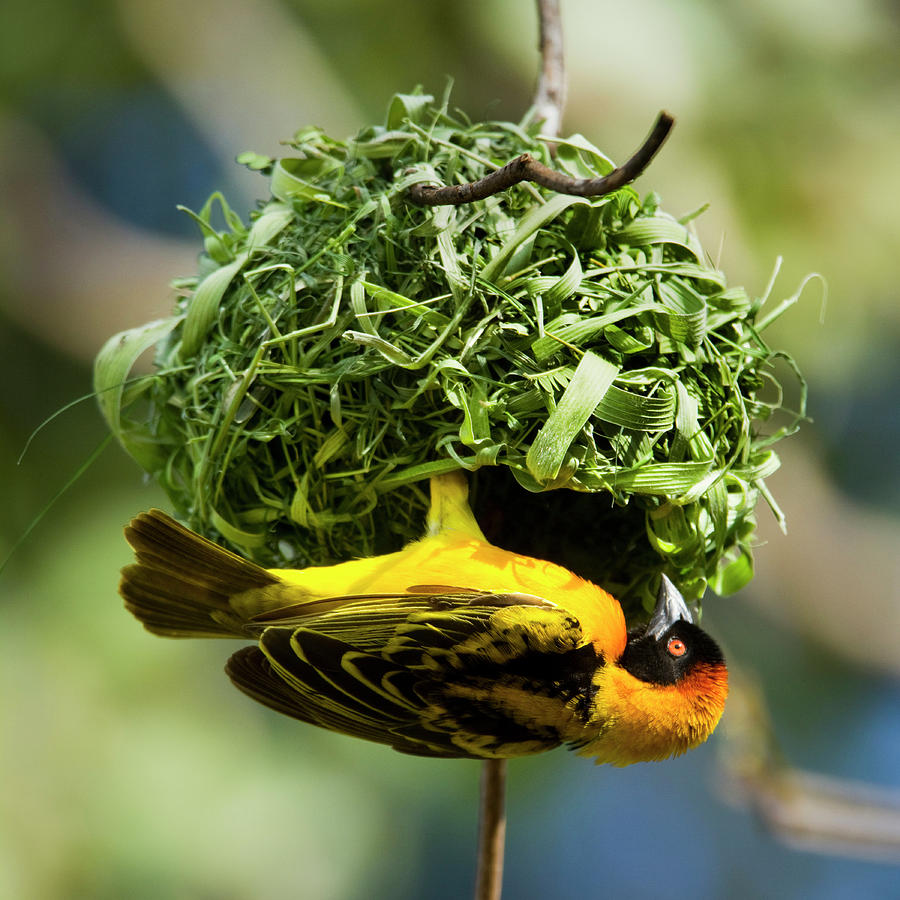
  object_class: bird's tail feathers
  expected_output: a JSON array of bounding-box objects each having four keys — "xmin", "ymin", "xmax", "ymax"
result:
[{"xmin": 120, "ymin": 510, "xmax": 279, "ymax": 638}]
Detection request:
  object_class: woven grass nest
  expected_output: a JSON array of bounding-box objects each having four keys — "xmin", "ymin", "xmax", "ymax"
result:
[{"xmin": 95, "ymin": 91, "xmax": 804, "ymax": 618}]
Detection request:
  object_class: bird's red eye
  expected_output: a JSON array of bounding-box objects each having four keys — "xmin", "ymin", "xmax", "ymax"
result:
[{"xmin": 667, "ymin": 637, "xmax": 687, "ymax": 658}]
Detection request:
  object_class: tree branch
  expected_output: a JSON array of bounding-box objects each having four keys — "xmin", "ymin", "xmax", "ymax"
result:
[
  {"xmin": 408, "ymin": 111, "xmax": 674, "ymax": 207},
  {"xmin": 474, "ymin": 759, "xmax": 507, "ymax": 900},
  {"xmin": 532, "ymin": 0, "xmax": 566, "ymax": 139}
]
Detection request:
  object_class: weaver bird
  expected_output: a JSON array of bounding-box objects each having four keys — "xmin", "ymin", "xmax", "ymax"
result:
[{"xmin": 120, "ymin": 472, "xmax": 727, "ymax": 764}]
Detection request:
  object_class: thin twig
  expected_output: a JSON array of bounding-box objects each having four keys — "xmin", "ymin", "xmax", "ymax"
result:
[
  {"xmin": 532, "ymin": 0, "xmax": 566, "ymax": 138},
  {"xmin": 474, "ymin": 759, "xmax": 507, "ymax": 900},
  {"xmin": 408, "ymin": 112, "xmax": 674, "ymax": 207}
]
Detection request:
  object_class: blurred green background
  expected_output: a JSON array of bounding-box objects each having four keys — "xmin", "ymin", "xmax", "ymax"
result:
[{"xmin": 2, "ymin": 0, "xmax": 899, "ymax": 897}]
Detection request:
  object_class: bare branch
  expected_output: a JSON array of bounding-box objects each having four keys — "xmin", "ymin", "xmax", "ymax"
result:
[
  {"xmin": 474, "ymin": 759, "xmax": 507, "ymax": 900},
  {"xmin": 532, "ymin": 0, "xmax": 566, "ymax": 138},
  {"xmin": 408, "ymin": 111, "xmax": 675, "ymax": 207}
]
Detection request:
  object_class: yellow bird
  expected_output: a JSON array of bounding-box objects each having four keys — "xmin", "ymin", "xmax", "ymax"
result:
[{"xmin": 120, "ymin": 471, "xmax": 727, "ymax": 764}]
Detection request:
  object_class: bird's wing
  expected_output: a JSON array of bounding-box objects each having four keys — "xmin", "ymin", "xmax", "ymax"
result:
[{"xmin": 227, "ymin": 589, "xmax": 603, "ymax": 759}]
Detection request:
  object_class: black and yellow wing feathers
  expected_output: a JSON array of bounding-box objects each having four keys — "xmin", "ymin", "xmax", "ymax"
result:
[{"xmin": 226, "ymin": 590, "xmax": 604, "ymax": 759}]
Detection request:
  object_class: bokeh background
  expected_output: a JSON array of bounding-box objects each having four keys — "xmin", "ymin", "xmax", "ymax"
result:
[{"xmin": 2, "ymin": 0, "xmax": 899, "ymax": 897}]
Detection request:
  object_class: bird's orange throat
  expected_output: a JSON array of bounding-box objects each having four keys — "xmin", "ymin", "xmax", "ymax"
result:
[{"xmin": 580, "ymin": 661, "xmax": 729, "ymax": 766}]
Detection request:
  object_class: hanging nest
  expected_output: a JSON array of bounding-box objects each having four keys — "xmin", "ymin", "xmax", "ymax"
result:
[{"xmin": 95, "ymin": 91, "xmax": 804, "ymax": 618}]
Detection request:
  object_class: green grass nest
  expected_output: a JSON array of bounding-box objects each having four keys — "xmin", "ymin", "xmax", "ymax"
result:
[{"xmin": 96, "ymin": 91, "xmax": 804, "ymax": 616}]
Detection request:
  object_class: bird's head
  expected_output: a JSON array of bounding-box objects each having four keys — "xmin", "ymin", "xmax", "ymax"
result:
[{"xmin": 582, "ymin": 575, "xmax": 729, "ymax": 766}]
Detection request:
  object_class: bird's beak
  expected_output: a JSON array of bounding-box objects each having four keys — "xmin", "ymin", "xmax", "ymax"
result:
[{"xmin": 646, "ymin": 574, "xmax": 693, "ymax": 638}]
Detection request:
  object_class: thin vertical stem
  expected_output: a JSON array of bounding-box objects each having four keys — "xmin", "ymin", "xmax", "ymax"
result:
[
  {"xmin": 474, "ymin": 759, "xmax": 508, "ymax": 900},
  {"xmin": 532, "ymin": 0, "xmax": 566, "ymax": 138}
]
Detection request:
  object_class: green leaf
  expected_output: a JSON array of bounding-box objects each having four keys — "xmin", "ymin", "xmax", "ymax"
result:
[
  {"xmin": 709, "ymin": 551, "xmax": 754, "ymax": 595},
  {"xmin": 349, "ymin": 279, "xmax": 379, "ymax": 336},
  {"xmin": 446, "ymin": 381, "xmax": 491, "ymax": 447},
  {"xmin": 93, "ymin": 317, "xmax": 180, "ymax": 470},
  {"xmin": 614, "ymin": 215, "xmax": 703, "ymax": 259},
  {"xmin": 236, "ymin": 150, "xmax": 273, "ymax": 172},
  {"xmin": 270, "ymin": 159, "xmax": 344, "ymax": 205},
  {"xmin": 437, "ymin": 228, "xmax": 468, "ymax": 304},
  {"xmin": 526, "ymin": 351, "xmax": 619, "ymax": 483},
  {"xmin": 481, "ymin": 194, "xmax": 591, "ymax": 284},
  {"xmin": 377, "ymin": 459, "xmax": 465, "ymax": 488},
  {"xmin": 531, "ymin": 299, "xmax": 658, "ymax": 360},
  {"xmin": 180, "ymin": 205, "xmax": 293, "ymax": 359},
  {"xmin": 247, "ymin": 202, "xmax": 294, "ymax": 251},
  {"xmin": 603, "ymin": 323, "xmax": 655, "ymax": 354},
  {"xmin": 654, "ymin": 277, "xmax": 707, "ymax": 346},
  {"xmin": 670, "ymin": 380, "xmax": 700, "ymax": 461},
  {"xmin": 594, "ymin": 384, "xmax": 676, "ymax": 431},
  {"xmin": 360, "ymin": 282, "xmax": 450, "ymax": 328},
  {"xmin": 342, "ymin": 330, "xmax": 414, "ymax": 366},
  {"xmin": 350, "ymin": 129, "xmax": 416, "ymax": 159},
  {"xmin": 595, "ymin": 461, "xmax": 716, "ymax": 495},
  {"xmin": 553, "ymin": 134, "xmax": 615, "ymax": 179},
  {"xmin": 211, "ymin": 508, "xmax": 267, "ymax": 550},
  {"xmin": 180, "ymin": 256, "xmax": 246, "ymax": 358},
  {"xmin": 524, "ymin": 249, "xmax": 583, "ymax": 318},
  {"xmin": 387, "ymin": 92, "xmax": 435, "ymax": 129}
]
